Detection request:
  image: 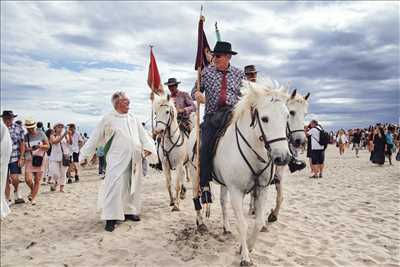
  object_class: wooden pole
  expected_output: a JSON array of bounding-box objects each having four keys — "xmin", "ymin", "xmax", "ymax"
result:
[
  {"xmin": 150, "ymin": 45, "xmax": 155, "ymax": 137},
  {"xmin": 194, "ymin": 7, "xmax": 205, "ymax": 198}
]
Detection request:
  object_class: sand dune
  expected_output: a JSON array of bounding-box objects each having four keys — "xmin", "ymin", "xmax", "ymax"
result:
[{"xmin": 1, "ymin": 146, "xmax": 399, "ymax": 266}]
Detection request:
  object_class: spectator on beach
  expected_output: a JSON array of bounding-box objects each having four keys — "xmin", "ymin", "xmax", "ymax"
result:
[
  {"xmin": 66, "ymin": 123, "xmax": 83, "ymax": 183},
  {"xmin": 36, "ymin": 122, "xmax": 45, "ymax": 133},
  {"xmin": 385, "ymin": 126, "xmax": 395, "ymax": 165},
  {"xmin": 1, "ymin": 111, "xmax": 25, "ymax": 205},
  {"xmin": 370, "ymin": 127, "xmax": 386, "ymax": 166},
  {"xmin": 1, "ymin": 120, "xmax": 12, "ymax": 219},
  {"xmin": 336, "ymin": 129, "xmax": 348, "ymax": 155},
  {"xmin": 24, "ymin": 119, "xmax": 49, "ymax": 205},
  {"xmin": 49, "ymin": 123, "xmax": 71, "ymax": 192},
  {"xmin": 44, "ymin": 128, "xmax": 54, "ymax": 184},
  {"xmin": 307, "ymin": 120, "xmax": 325, "ymax": 178},
  {"xmin": 96, "ymin": 145, "xmax": 106, "ymax": 177},
  {"xmin": 352, "ymin": 129, "xmax": 361, "ymax": 158}
]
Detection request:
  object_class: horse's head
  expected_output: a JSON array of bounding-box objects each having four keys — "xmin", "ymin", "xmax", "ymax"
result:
[
  {"xmin": 153, "ymin": 94, "xmax": 177, "ymax": 135},
  {"xmin": 236, "ymin": 81, "xmax": 291, "ymax": 166},
  {"xmin": 286, "ymin": 89, "xmax": 310, "ymax": 148}
]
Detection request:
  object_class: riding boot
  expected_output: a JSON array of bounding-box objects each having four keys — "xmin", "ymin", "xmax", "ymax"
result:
[
  {"xmin": 288, "ymin": 156, "xmax": 306, "ymax": 173},
  {"xmin": 201, "ymin": 186, "xmax": 213, "ymax": 204},
  {"xmin": 193, "ymin": 197, "xmax": 202, "ymax": 210}
]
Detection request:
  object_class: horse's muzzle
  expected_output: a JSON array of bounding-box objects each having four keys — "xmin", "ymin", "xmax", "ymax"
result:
[{"xmin": 273, "ymin": 153, "xmax": 291, "ymax": 166}]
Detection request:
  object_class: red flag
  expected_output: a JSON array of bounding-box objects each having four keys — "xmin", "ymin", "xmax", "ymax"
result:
[
  {"xmin": 195, "ymin": 16, "xmax": 211, "ymax": 70},
  {"xmin": 147, "ymin": 47, "xmax": 163, "ymax": 94}
]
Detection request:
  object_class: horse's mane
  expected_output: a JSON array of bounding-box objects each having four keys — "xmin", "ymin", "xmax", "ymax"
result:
[{"xmin": 232, "ymin": 80, "xmax": 289, "ymax": 123}]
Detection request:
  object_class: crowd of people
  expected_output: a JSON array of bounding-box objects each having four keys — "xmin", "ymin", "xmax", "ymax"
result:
[
  {"xmin": 328, "ymin": 124, "xmax": 400, "ymax": 165},
  {"xmin": 303, "ymin": 122, "xmax": 400, "ymax": 179},
  {"xmin": 1, "ymin": 110, "xmax": 89, "ymax": 208}
]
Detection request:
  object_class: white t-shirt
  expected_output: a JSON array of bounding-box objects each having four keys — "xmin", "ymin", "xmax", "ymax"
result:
[
  {"xmin": 70, "ymin": 132, "xmax": 82, "ymax": 153},
  {"xmin": 308, "ymin": 126, "xmax": 324, "ymax": 150}
]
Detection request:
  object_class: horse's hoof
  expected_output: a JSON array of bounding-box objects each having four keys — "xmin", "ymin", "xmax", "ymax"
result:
[
  {"xmin": 267, "ymin": 212, "xmax": 277, "ymax": 223},
  {"xmin": 171, "ymin": 206, "xmax": 180, "ymax": 212},
  {"xmin": 240, "ymin": 260, "xmax": 253, "ymax": 266},
  {"xmin": 197, "ymin": 223, "xmax": 208, "ymax": 234},
  {"xmin": 223, "ymin": 228, "xmax": 232, "ymax": 235},
  {"xmin": 260, "ymin": 225, "xmax": 268, "ymax": 232},
  {"xmin": 169, "ymin": 202, "xmax": 175, "ymax": 207},
  {"xmin": 179, "ymin": 186, "xmax": 186, "ymax": 200}
]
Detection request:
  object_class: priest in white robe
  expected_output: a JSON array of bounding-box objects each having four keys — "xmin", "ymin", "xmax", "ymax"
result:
[
  {"xmin": 80, "ymin": 91, "xmax": 156, "ymax": 232},
  {"xmin": 1, "ymin": 121, "xmax": 12, "ymax": 219}
]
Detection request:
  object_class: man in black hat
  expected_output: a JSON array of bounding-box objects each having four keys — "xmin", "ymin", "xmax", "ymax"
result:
[
  {"xmin": 1, "ymin": 110, "xmax": 26, "ymax": 204},
  {"xmin": 243, "ymin": 65, "xmax": 306, "ymax": 174},
  {"xmin": 191, "ymin": 41, "xmax": 245, "ymax": 205},
  {"xmin": 164, "ymin": 78, "xmax": 196, "ymax": 135},
  {"xmin": 244, "ymin": 65, "xmax": 257, "ymax": 82}
]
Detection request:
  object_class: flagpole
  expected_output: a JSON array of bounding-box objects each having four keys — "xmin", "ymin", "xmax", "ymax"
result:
[
  {"xmin": 149, "ymin": 45, "xmax": 155, "ymax": 137},
  {"xmin": 194, "ymin": 7, "xmax": 204, "ymax": 199}
]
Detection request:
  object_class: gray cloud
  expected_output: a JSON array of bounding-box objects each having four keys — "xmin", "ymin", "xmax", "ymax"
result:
[{"xmin": 1, "ymin": 1, "xmax": 399, "ymax": 131}]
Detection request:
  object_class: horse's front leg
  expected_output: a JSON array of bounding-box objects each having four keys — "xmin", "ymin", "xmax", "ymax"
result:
[
  {"xmin": 248, "ymin": 190, "xmax": 256, "ymax": 215},
  {"xmin": 268, "ymin": 167, "xmax": 284, "ymax": 223},
  {"xmin": 172, "ymin": 163, "xmax": 184, "ymax": 211},
  {"xmin": 161, "ymin": 161, "xmax": 174, "ymax": 208},
  {"xmin": 229, "ymin": 189, "xmax": 251, "ymax": 266},
  {"xmin": 248, "ymin": 186, "xmax": 268, "ymax": 252},
  {"xmin": 220, "ymin": 186, "xmax": 231, "ymax": 234},
  {"xmin": 189, "ymin": 162, "xmax": 207, "ymax": 232}
]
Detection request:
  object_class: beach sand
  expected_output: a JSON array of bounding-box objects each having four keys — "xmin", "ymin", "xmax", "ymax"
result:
[{"xmin": 1, "ymin": 146, "xmax": 399, "ymax": 266}]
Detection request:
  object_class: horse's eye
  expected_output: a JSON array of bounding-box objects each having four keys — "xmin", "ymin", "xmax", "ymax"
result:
[
  {"xmin": 166, "ymin": 111, "xmax": 169, "ymax": 114},
  {"xmin": 290, "ymin": 111, "xmax": 296, "ymax": 116},
  {"xmin": 261, "ymin": 116, "xmax": 269, "ymax": 123}
]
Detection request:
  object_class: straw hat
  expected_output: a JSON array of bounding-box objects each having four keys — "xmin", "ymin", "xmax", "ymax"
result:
[{"xmin": 25, "ymin": 119, "xmax": 36, "ymax": 129}]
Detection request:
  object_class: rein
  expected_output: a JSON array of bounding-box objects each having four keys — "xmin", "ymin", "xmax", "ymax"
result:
[{"xmin": 234, "ymin": 108, "xmax": 287, "ymax": 192}]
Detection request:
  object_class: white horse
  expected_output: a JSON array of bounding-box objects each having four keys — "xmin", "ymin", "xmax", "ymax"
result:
[
  {"xmin": 248, "ymin": 89, "xmax": 310, "ymax": 224},
  {"xmin": 187, "ymin": 81, "xmax": 291, "ymax": 266},
  {"xmin": 153, "ymin": 94, "xmax": 188, "ymax": 211}
]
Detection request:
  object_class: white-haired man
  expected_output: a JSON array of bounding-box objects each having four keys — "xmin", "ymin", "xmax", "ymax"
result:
[{"xmin": 80, "ymin": 91, "xmax": 156, "ymax": 232}]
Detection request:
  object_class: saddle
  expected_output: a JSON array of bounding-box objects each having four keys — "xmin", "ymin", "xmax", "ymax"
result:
[{"xmin": 208, "ymin": 106, "xmax": 234, "ymax": 157}]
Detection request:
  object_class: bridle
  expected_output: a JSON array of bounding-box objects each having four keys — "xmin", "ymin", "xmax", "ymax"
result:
[
  {"xmin": 234, "ymin": 107, "xmax": 287, "ymax": 191},
  {"xmin": 155, "ymin": 104, "xmax": 185, "ymax": 169}
]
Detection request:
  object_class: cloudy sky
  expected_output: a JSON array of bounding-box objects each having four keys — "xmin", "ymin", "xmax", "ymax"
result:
[{"xmin": 1, "ymin": 1, "xmax": 399, "ymax": 133}]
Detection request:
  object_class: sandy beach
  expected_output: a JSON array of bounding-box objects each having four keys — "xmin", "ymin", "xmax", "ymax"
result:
[{"xmin": 1, "ymin": 145, "xmax": 399, "ymax": 267}]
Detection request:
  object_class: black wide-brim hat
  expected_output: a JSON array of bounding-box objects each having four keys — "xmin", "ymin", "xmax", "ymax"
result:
[
  {"xmin": 0, "ymin": 110, "xmax": 17, "ymax": 118},
  {"xmin": 244, "ymin": 65, "xmax": 257, "ymax": 74},
  {"xmin": 164, "ymin": 78, "xmax": 181, "ymax": 86},
  {"xmin": 212, "ymin": 41, "xmax": 237, "ymax": 55}
]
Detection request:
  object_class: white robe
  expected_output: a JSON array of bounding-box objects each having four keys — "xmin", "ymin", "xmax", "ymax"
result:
[
  {"xmin": 1, "ymin": 121, "xmax": 12, "ymax": 219},
  {"xmin": 80, "ymin": 111, "xmax": 156, "ymax": 221}
]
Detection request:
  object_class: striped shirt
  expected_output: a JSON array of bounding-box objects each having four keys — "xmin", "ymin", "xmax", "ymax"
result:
[{"xmin": 191, "ymin": 65, "xmax": 245, "ymax": 115}]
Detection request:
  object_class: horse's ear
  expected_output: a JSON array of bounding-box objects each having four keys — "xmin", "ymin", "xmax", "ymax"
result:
[
  {"xmin": 290, "ymin": 89, "xmax": 297, "ymax": 99},
  {"xmin": 304, "ymin": 92, "xmax": 310, "ymax": 100}
]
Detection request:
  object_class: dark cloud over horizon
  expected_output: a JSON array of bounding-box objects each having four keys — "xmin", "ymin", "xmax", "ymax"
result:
[{"xmin": 1, "ymin": 1, "xmax": 399, "ymax": 132}]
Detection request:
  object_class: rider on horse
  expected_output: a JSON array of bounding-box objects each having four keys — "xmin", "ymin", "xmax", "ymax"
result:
[
  {"xmin": 244, "ymin": 65, "xmax": 307, "ymax": 174},
  {"xmin": 164, "ymin": 78, "xmax": 196, "ymax": 135},
  {"xmin": 192, "ymin": 41, "xmax": 245, "ymax": 204}
]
